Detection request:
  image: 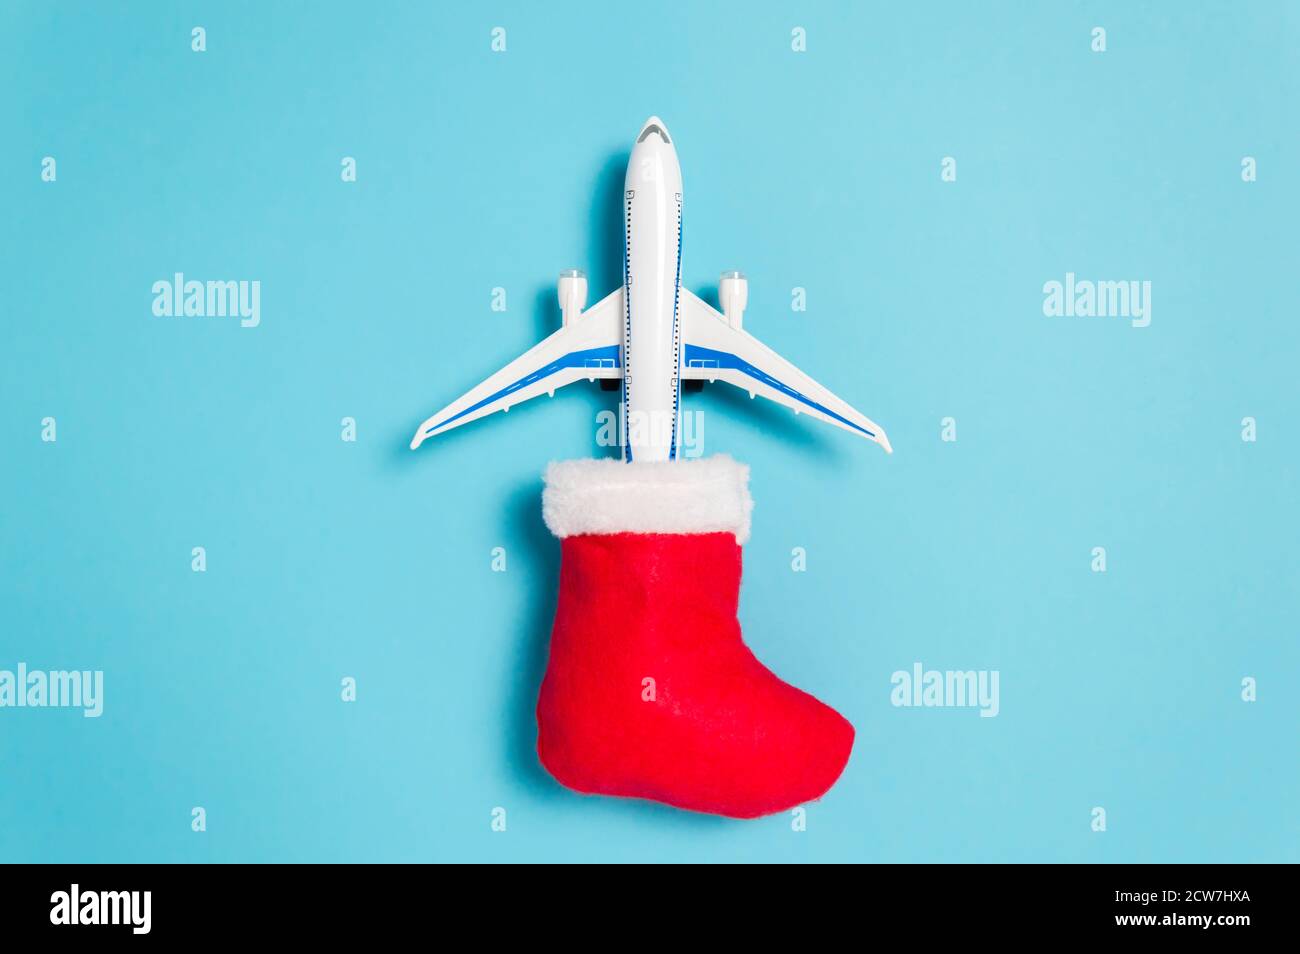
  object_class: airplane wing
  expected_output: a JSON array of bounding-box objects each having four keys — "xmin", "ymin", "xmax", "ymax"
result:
[
  {"xmin": 679, "ymin": 289, "xmax": 892, "ymax": 453},
  {"xmin": 410, "ymin": 288, "xmax": 623, "ymax": 450}
]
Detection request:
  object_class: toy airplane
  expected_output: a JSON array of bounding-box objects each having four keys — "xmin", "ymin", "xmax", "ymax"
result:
[{"xmin": 409, "ymin": 116, "xmax": 891, "ymax": 460}]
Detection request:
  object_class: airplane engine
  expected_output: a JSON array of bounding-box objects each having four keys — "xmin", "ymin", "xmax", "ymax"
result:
[
  {"xmin": 558, "ymin": 268, "xmax": 588, "ymax": 326},
  {"xmin": 719, "ymin": 270, "xmax": 747, "ymax": 330}
]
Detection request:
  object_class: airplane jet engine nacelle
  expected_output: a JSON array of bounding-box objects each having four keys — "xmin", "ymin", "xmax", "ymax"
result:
[
  {"xmin": 719, "ymin": 270, "xmax": 747, "ymax": 330},
  {"xmin": 558, "ymin": 268, "xmax": 588, "ymax": 326}
]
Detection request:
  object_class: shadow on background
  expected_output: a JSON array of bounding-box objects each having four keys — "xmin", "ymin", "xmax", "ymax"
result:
[
  {"xmin": 685, "ymin": 371, "xmax": 847, "ymax": 468},
  {"xmin": 390, "ymin": 151, "xmax": 631, "ymax": 469},
  {"xmin": 586, "ymin": 151, "xmax": 628, "ymax": 298},
  {"xmin": 503, "ymin": 479, "xmax": 559, "ymax": 792}
]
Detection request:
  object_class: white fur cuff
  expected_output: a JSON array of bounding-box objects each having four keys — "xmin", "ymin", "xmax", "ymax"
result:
[{"xmin": 542, "ymin": 455, "xmax": 753, "ymax": 544}]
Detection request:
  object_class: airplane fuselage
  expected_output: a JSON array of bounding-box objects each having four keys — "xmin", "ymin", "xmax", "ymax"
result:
[{"xmin": 622, "ymin": 117, "xmax": 684, "ymax": 462}]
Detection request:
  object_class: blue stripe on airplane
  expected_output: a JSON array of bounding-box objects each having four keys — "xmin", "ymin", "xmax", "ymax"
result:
[
  {"xmin": 682, "ymin": 345, "xmax": 875, "ymax": 438},
  {"xmin": 425, "ymin": 345, "xmax": 621, "ymax": 435}
]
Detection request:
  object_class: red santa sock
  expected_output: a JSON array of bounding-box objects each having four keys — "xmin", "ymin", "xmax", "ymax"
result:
[{"xmin": 536, "ymin": 455, "xmax": 855, "ymax": 819}]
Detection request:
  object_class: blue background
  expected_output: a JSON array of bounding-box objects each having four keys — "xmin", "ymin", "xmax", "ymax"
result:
[{"xmin": 2, "ymin": 1, "xmax": 1296, "ymax": 863}]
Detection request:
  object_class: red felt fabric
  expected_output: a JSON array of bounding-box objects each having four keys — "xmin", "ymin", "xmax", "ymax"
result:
[{"xmin": 536, "ymin": 531, "xmax": 855, "ymax": 819}]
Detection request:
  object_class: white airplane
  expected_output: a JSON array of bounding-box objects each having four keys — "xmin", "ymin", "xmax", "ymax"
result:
[{"xmin": 409, "ymin": 116, "xmax": 892, "ymax": 460}]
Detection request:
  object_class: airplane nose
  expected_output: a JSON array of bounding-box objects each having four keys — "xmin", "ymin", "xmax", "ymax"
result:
[{"xmin": 637, "ymin": 115, "xmax": 671, "ymax": 144}]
